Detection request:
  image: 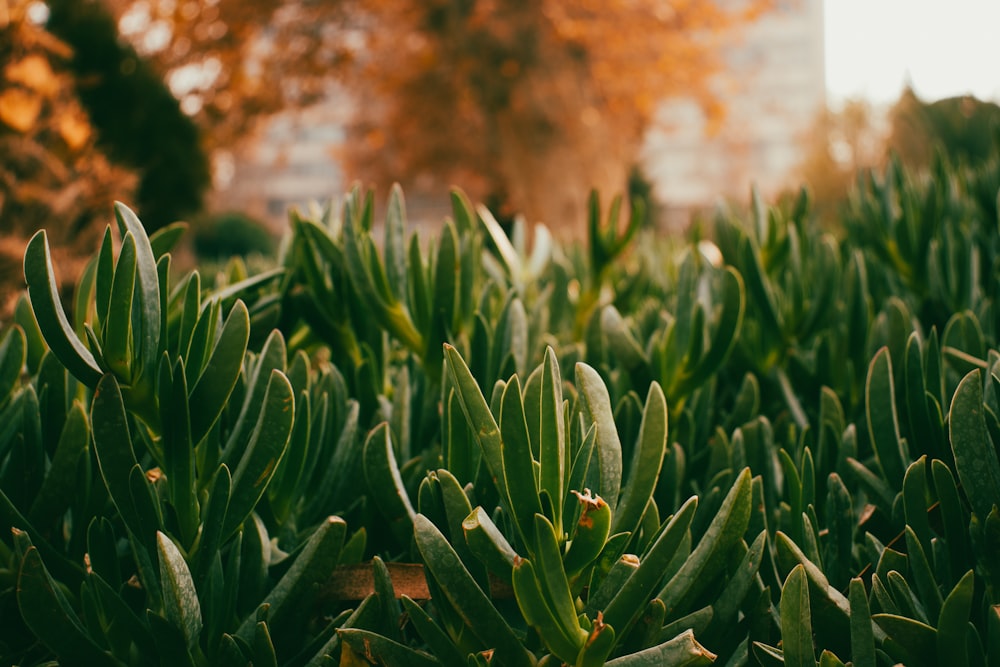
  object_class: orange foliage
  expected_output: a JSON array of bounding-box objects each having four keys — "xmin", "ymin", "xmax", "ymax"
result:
[
  {"xmin": 796, "ymin": 99, "xmax": 888, "ymax": 222},
  {"xmin": 109, "ymin": 0, "xmax": 770, "ymax": 230},
  {"xmin": 1, "ymin": 0, "xmax": 135, "ymax": 314}
]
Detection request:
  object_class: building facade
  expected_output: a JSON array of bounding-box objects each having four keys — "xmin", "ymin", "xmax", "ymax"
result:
[{"xmin": 642, "ymin": 0, "xmax": 826, "ymax": 228}]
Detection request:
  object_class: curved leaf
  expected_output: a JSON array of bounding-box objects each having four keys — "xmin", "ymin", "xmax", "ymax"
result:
[
  {"xmin": 221, "ymin": 370, "xmax": 294, "ymax": 540},
  {"xmin": 950, "ymin": 370, "xmax": 1000, "ymax": 520},
  {"xmin": 576, "ymin": 362, "xmax": 623, "ymax": 515},
  {"xmin": 157, "ymin": 531, "xmax": 202, "ymax": 649},
  {"xmin": 414, "ymin": 514, "xmax": 533, "ymax": 667},
  {"xmin": 189, "ymin": 300, "xmax": 251, "ymax": 445},
  {"xmin": 114, "ymin": 202, "xmax": 161, "ymax": 370},
  {"xmin": 780, "ymin": 565, "xmax": 815, "ymax": 667},
  {"xmin": 613, "ymin": 381, "xmax": 667, "ymax": 536},
  {"xmin": 23, "ymin": 231, "xmax": 102, "ymax": 386}
]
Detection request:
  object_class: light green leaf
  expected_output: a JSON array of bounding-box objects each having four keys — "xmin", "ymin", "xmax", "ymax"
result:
[
  {"xmin": 189, "ymin": 300, "xmax": 250, "ymax": 445},
  {"xmin": 576, "ymin": 362, "xmax": 623, "ymax": 515},
  {"xmin": 221, "ymin": 370, "xmax": 294, "ymax": 540},
  {"xmin": 950, "ymin": 369, "xmax": 1000, "ymax": 520},
  {"xmin": 156, "ymin": 532, "xmax": 202, "ymax": 648},
  {"xmin": 780, "ymin": 565, "xmax": 815, "ymax": 667},
  {"xmin": 114, "ymin": 202, "xmax": 161, "ymax": 371},
  {"xmin": 613, "ymin": 381, "xmax": 667, "ymax": 536},
  {"xmin": 23, "ymin": 231, "xmax": 102, "ymax": 386},
  {"xmin": 604, "ymin": 629, "xmax": 715, "ymax": 666}
]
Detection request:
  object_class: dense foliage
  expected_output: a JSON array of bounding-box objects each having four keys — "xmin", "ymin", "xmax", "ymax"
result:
[{"xmin": 2, "ymin": 148, "xmax": 1000, "ymax": 665}]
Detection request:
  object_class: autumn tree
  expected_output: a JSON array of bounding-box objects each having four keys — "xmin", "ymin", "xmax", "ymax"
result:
[
  {"xmin": 0, "ymin": 0, "xmax": 135, "ymax": 315},
  {"xmin": 92, "ymin": 0, "xmax": 769, "ymax": 233},
  {"xmin": 797, "ymin": 99, "xmax": 890, "ymax": 224},
  {"xmin": 796, "ymin": 98, "xmax": 887, "ymax": 223}
]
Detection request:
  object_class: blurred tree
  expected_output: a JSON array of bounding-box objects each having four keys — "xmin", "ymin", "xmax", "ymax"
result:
[
  {"xmin": 796, "ymin": 98, "xmax": 887, "ymax": 224},
  {"xmin": 887, "ymin": 87, "xmax": 1000, "ymax": 171},
  {"xmin": 95, "ymin": 0, "xmax": 771, "ymax": 232},
  {"xmin": 0, "ymin": 0, "xmax": 135, "ymax": 315},
  {"xmin": 44, "ymin": 0, "xmax": 210, "ymax": 233}
]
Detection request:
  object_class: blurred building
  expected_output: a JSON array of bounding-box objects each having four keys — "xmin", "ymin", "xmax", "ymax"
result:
[
  {"xmin": 643, "ymin": 0, "xmax": 827, "ymax": 228},
  {"xmin": 208, "ymin": 96, "xmax": 350, "ymax": 227},
  {"xmin": 210, "ymin": 89, "xmax": 452, "ymax": 231},
  {"xmin": 215, "ymin": 0, "xmax": 826, "ymax": 232}
]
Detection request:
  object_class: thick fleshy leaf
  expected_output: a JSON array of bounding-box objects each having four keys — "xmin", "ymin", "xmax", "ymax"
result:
[
  {"xmin": 363, "ymin": 422, "xmax": 416, "ymax": 543},
  {"xmin": 613, "ymin": 381, "xmax": 667, "ymax": 535},
  {"xmin": 950, "ymin": 370, "xmax": 1000, "ymax": 520},
  {"xmin": 189, "ymin": 300, "xmax": 251, "ymax": 445},
  {"xmin": 499, "ymin": 375, "xmax": 542, "ymax": 548},
  {"xmin": 114, "ymin": 202, "xmax": 161, "ymax": 369},
  {"xmin": 462, "ymin": 506, "xmax": 518, "ymax": 584},
  {"xmin": 604, "ymin": 495, "xmax": 697, "ymax": 633},
  {"xmin": 103, "ymin": 232, "xmax": 136, "ymax": 379},
  {"xmin": 576, "ymin": 362, "xmax": 623, "ymax": 514},
  {"xmin": 512, "ymin": 557, "xmax": 585, "ymax": 662},
  {"xmin": 658, "ymin": 468, "xmax": 752, "ymax": 616},
  {"xmin": 936, "ymin": 570, "xmax": 975, "ymax": 667},
  {"xmin": 443, "ymin": 344, "xmax": 509, "ymax": 507},
  {"xmin": 780, "ymin": 565, "xmax": 815, "ymax": 667},
  {"xmin": 157, "ymin": 532, "xmax": 202, "ymax": 648},
  {"xmin": 91, "ymin": 374, "xmax": 142, "ymax": 535},
  {"xmin": 221, "ymin": 370, "xmax": 294, "ymax": 539},
  {"xmin": 338, "ymin": 629, "xmax": 437, "ymax": 667},
  {"xmin": 604, "ymin": 629, "xmax": 715, "ymax": 666},
  {"xmin": 414, "ymin": 514, "xmax": 533, "ymax": 667},
  {"xmin": 538, "ymin": 347, "xmax": 565, "ymax": 530},
  {"xmin": 23, "ymin": 231, "xmax": 102, "ymax": 386},
  {"xmin": 873, "ymin": 614, "xmax": 936, "ymax": 665},
  {"xmin": 849, "ymin": 577, "xmax": 876, "ymax": 667},
  {"xmin": 866, "ymin": 348, "xmax": 909, "ymax": 487},
  {"xmin": 236, "ymin": 516, "xmax": 347, "ymax": 642}
]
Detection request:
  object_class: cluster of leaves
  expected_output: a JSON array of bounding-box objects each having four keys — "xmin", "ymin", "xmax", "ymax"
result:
[{"xmin": 2, "ymin": 146, "xmax": 1000, "ymax": 666}]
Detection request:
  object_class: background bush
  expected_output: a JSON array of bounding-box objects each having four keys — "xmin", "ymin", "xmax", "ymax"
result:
[{"xmin": 191, "ymin": 211, "xmax": 276, "ymax": 260}]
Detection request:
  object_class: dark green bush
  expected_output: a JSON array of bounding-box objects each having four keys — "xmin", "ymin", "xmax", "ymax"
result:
[
  {"xmin": 192, "ymin": 211, "xmax": 277, "ymax": 260},
  {"xmin": 2, "ymin": 149, "xmax": 1000, "ymax": 666},
  {"xmin": 45, "ymin": 0, "xmax": 211, "ymax": 234}
]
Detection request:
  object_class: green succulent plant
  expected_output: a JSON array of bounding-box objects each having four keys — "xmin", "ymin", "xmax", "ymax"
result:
[{"xmin": 5, "ymin": 147, "xmax": 1000, "ymax": 665}]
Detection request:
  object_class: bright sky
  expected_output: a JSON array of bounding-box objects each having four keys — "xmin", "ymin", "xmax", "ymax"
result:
[{"xmin": 825, "ymin": 0, "xmax": 1000, "ymax": 107}]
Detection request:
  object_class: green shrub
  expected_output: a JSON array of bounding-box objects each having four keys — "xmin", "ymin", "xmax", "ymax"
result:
[
  {"xmin": 192, "ymin": 211, "xmax": 277, "ymax": 260},
  {"xmin": 45, "ymin": 0, "xmax": 211, "ymax": 234},
  {"xmin": 3, "ymin": 149, "xmax": 1000, "ymax": 665}
]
